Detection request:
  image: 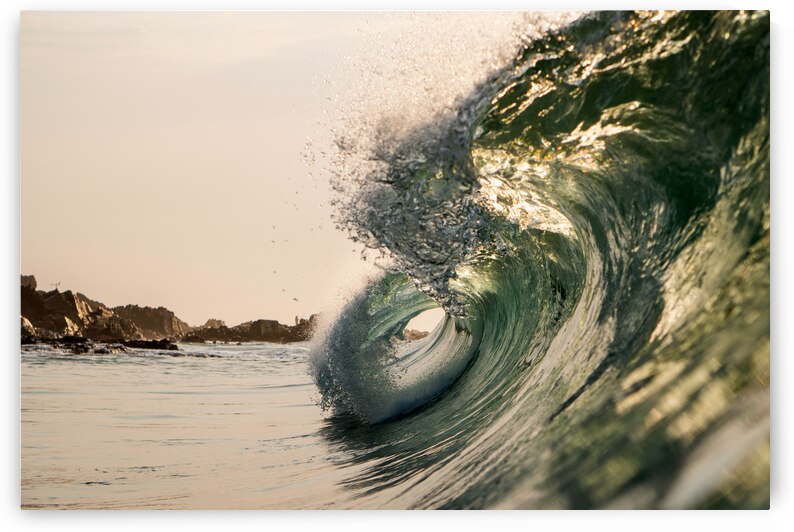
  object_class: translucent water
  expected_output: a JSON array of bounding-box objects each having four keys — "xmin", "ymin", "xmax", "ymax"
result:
[{"xmin": 310, "ymin": 10, "xmax": 769, "ymax": 509}]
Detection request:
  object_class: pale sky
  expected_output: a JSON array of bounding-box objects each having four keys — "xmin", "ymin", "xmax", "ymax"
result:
[
  {"xmin": 21, "ymin": 12, "xmax": 381, "ymax": 326},
  {"xmin": 20, "ymin": 11, "xmax": 522, "ymax": 328}
]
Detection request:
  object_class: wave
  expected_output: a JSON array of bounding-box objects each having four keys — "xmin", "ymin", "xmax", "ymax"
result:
[{"xmin": 309, "ymin": 10, "xmax": 769, "ymax": 508}]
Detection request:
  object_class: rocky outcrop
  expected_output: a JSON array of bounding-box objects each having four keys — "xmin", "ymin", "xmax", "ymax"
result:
[
  {"xmin": 111, "ymin": 305, "xmax": 191, "ymax": 340},
  {"xmin": 76, "ymin": 292, "xmax": 109, "ymax": 312},
  {"xmin": 82, "ymin": 307, "xmax": 143, "ymax": 342},
  {"xmin": 21, "ymin": 277, "xmax": 158, "ymax": 344},
  {"xmin": 29, "ymin": 335, "xmax": 177, "ymax": 354},
  {"xmin": 22, "ymin": 285, "xmax": 104, "ymax": 337},
  {"xmin": 20, "ymin": 274, "xmax": 320, "ymax": 347},
  {"xmin": 120, "ymin": 338, "xmax": 178, "ymax": 351},
  {"xmin": 403, "ymin": 329, "xmax": 430, "ymax": 341},
  {"xmin": 184, "ymin": 314, "xmax": 320, "ymax": 344},
  {"xmin": 21, "ymin": 317, "xmax": 37, "ymax": 344},
  {"xmin": 292, "ymin": 315, "xmax": 320, "ymax": 341}
]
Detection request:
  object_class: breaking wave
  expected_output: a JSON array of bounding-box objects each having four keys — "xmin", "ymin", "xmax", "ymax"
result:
[{"xmin": 309, "ymin": 11, "xmax": 769, "ymax": 509}]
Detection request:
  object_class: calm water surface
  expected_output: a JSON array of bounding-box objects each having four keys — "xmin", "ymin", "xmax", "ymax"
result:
[{"xmin": 21, "ymin": 343, "xmax": 363, "ymax": 509}]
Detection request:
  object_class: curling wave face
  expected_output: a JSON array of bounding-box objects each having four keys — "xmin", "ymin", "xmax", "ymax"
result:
[{"xmin": 309, "ymin": 11, "xmax": 769, "ymax": 508}]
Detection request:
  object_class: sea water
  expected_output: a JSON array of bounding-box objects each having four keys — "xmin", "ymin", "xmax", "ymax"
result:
[{"xmin": 21, "ymin": 343, "xmax": 358, "ymax": 509}]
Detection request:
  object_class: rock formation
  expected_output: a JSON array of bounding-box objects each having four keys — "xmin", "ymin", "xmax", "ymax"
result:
[
  {"xmin": 21, "ymin": 275, "xmax": 37, "ymax": 290},
  {"xmin": 403, "ymin": 329, "xmax": 430, "ymax": 341},
  {"xmin": 183, "ymin": 314, "xmax": 319, "ymax": 344},
  {"xmin": 112, "ymin": 305, "xmax": 191, "ymax": 340},
  {"xmin": 20, "ymin": 274, "xmax": 320, "ymax": 348},
  {"xmin": 21, "ymin": 280, "xmax": 142, "ymax": 341}
]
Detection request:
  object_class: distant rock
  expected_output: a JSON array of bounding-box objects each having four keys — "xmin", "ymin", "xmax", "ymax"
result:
[
  {"xmin": 22, "ymin": 285, "xmax": 101, "ymax": 337},
  {"xmin": 76, "ymin": 292, "xmax": 109, "ymax": 312},
  {"xmin": 21, "ymin": 277, "xmax": 149, "ymax": 344},
  {"xmin": 403, "ymin": 329, "xmax": 430, "ymax": 341},
  {"xmin": 21, "ymin": 317, "xmax": 37, "ymax": 344},
  {"xmin": 45, "ymin": 335, "xmax": 93, "ymax": 354},
  {"xmin": 180, "ymin": 333, "xmax": 206, "ymax": 343},
  {"xmin": 92, "ymin": 344, "xmax": 127, "ymax": 355},
  {"xmin": 20, "ymin": 275, "xmax": 320, "ymax": 347},
  {"xmin": 292, "ymin": 314, "xmax": 320, "ymax": 342},
  {"xmin": 82, "ymin": 309, "xmax": 143, "ymax": 342},
  {"xmin": 112, "ymin": 305, "xmax": 191, "ymax": 340},
  {"xmin": 28, "ymin": 336, "xmax": 175, "ymax": 354},
  {"xmin": 120, "ymin": 338, "xmax": 178, "ymax": 351},
  {"xmin": 185, "ymin": 314, "xmax": 320, "ymax": 344}
]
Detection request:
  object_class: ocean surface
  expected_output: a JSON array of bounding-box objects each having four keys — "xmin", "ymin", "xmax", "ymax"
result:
[
  {"xmin": 21, "ymin": 342, "xmax": 358, "ymax": 509},
  {"xmin": 21, "ymin": 11, "xmax": 769, "ymax": 510}
]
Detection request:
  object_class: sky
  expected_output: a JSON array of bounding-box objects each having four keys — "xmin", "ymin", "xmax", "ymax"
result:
[
  {"xmin": 19, "ymin": 11, "xmax": 522, "ymax": 329},
  {"xmin": 20, "ymin": 12, "xmax": 383, "ymax": 327}
]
